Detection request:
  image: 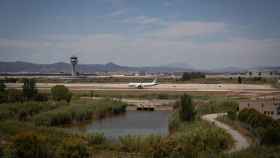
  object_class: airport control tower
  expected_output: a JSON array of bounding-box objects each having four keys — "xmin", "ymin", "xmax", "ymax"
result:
[{"xmin": 70, "ymin": 56, "xmax": 78, "ymax": 76}]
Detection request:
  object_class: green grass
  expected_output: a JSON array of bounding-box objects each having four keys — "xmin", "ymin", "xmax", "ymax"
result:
[
  {"xmin": 222, "ymin": 145, "xmax": 280, "ymax": 158},
  {"xmin": 2, "ymin": 95, "xmax": 277, "ymax": 158},
  {"xmin": 0, "ymin": 101, "xmax": 66, "ymax": 121},
  {"xmin": 114, "ymin": 119, "xmax": 234, "ymax": 157},
  {"xmin": 32, "ymin": 99, "xmax": 127, "ymax": 126},
  {"xmin": 196, "ymin": 98, "xmax": 239, "ymax": 116}
]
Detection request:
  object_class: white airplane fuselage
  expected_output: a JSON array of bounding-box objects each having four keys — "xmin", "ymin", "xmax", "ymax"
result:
[{"xmin": 128, "ymin": 79, "xmax": 158, "ymax": 89}]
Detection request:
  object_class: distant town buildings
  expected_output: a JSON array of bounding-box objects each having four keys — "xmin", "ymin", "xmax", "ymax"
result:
[
  {"xmin": 206, "ymin": 70, "xmax": 280, "ymax": 79},
  {"xmin": 239, "ymin": 99, "xmax": 280, "ymax": 120},
  {"xmin": 245, "ymin": 71, "xmax": 279, "ymax": 78}
]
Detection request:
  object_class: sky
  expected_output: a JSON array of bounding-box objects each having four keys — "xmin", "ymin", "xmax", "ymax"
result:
[{"xmin": 0, "ymin": 0, "xmax": 280, "ymax": 69}]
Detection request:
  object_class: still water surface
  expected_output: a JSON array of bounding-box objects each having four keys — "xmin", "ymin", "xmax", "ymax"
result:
[{"xmin": 73, "ymin": 111, "xmax": 171, "ymax": 139}]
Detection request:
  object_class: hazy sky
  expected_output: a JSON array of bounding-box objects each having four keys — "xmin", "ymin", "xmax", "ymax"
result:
[{"xmin": 0, "ymin": 0, "xmax": 280, "ymax": 69}]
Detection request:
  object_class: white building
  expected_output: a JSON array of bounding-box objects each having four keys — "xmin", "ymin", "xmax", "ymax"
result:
[{"xmin": 239, "ymin": 99, "xmax": 280, "ymax": 120}]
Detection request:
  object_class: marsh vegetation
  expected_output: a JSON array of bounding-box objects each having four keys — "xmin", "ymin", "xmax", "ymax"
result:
[{"xmin": 1, "ymin": 79, "xmax": 279, "ymax": 157}]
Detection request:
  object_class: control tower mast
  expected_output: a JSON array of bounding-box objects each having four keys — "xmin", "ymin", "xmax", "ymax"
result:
[{"xmin": 70, "ymin": 56, "xmax": 78, "ymax": 76}]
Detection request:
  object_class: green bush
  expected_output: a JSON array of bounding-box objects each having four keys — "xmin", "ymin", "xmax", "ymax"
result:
[
  {"xmin": 223, "ymin": 145, "xmax": 280, "ymax": 158},
  {"xmin": 22, "ymin": 79, "xmax": 38, "ymax": 100},
  {"xmin": 87, "ymin": 133, "xmax": 106, "ymax": 145},
  {"xmin": 172, "ymin": 121, "xmax": 233, "ymax": 154},
  {"xmin": 34, "ymin": 93, "xmax": 49, "ymax": 102},
  {"xmin": 227, "ymin": 110, "xmax": 237, "ymax": 120},
  {"xmin": 33, "ymin": 99, "xmax": 127, "ymax": 126},
  {"xmin": 12, "ymin": 132, "xmax": 53, "ymax": 158},
  {"xmin": 0, "ymin": 101, "xmax": 64, "ymax": 121},
  {"xmin": 178, "ymin": 94, "xmax": 196, "ymax": 121},
  {"xmin": 118, "ymin": 121, "xmax": 233, "ymax": 157},
  {"xmin": 261, "ymin": 127, "xmax": 280, "ymax": 145},
  {"xmin": 181, "ymin": 72, "xmax": 205, "ymax": 81},
  {"xmin": 0, "ymin": 91, "xmax": 8, "ymax": 103},
  {"xmin": 51, "ymin": 85, "xmax": 72, "ymax": 103},
  {"xmin": 197, "ymin": 98, "xmax": 239, "ymax": 115},
  {"xmin": 7, "ymin": 89, "xmax": 24, "ymax": 103},
  {"xmin": 5, "ymin": 129, "xmax": 91, "ymax": 158},
  {"xmin": 238, "ymin": 76, "xmax": 242, "ymax": 84},
  {"xmin": 0, "ymin": 80, "xmax": 6, "ymax": 92},
  {"xmin": 238, "ymin": 109, "xmax": 276, "ymax": 128},
  {"xmin": 57, "ymin": 137, "xmax": 90, "ymax": 158},
  {"xmin": 118, "ymin": 134, "xmax": 167, "ymax": 157},
  {"xmin": 238, "ymin": 109, "xmax": 280, "ymax": 145},
  {"xmin": 157, "ymin": 94, "xmax": 169, "ymax": 99},
  {"xmin": 168, "ymin": 111, "xmax": 181, "ymax": 131}
]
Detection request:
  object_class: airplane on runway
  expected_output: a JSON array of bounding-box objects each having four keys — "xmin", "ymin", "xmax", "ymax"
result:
[{"xmin": 128, "ymin": 79, "xmax": 159, "ymax": 89}]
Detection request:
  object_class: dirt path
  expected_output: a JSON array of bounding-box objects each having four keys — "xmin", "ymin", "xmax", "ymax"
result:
[{"xmin": 201, "ymin": 113, "xmax": 250, "ymax": 153}]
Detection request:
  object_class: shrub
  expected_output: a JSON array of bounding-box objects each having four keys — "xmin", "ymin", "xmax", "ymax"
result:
[
  {"xmin": 0, "ymin": 80, "xmax": 6, "ymax": 92},
  {"xmin": 51, "ymin": 85, "xmax": 72, "ymax": 103},
  {"xmin": 0, "ymin": 101, "xmax": 64, "ymax": 121},
  {"xmin": 178, "ymin": 94, "xmax": 196, "ymax": 121},
  {"xmin": 181, "ymin": 72, "xmax": 205, "ymax": 81},
  {"xmin": 32, "ymin": 99, "xmax": 127, "ymax": 126},
  {"xmin": 157, "ymin": 94, "xmax": 169, "ymax": 99},
  {"xmin": 4, "ymin": 78, "xmax": 18, "ymax": 83},
  {"xmin": 22, "ymin": 78, "xmax": 38, "ymax": 100},
  {"xmin": 238, "ymin": 76, "xmax": 242, "ymax": 84},
  {"xmin": 7, "ymin": 89, "xmax": 24, "ymax": 103},
  {"xmin": 34, "ymin": 93, "xmax": 48, "ymax": 102},
  {"xmin": 87, "ymin": 133, "xmax": 106, "ymax": 145},
  {"xmin": 238, "ymin": 108, "xmax": 280, "ymax": 145},
  {"xmin": 5, "ymin": 129, "xmax": 91, "ymax": 158},
  {"xmin": 238, "ymin": 109, "xmax": 275, "ymax": 128},
  {"xmin": 0, "ymin": 91, "xmax": 8, "ymax": 103},
  {"xmin": 57, "ymin": 137, "xmax": 90, "ymax": 158},
  {"xmin": 118, "ymin": 122, "xmax": 233, "ymax": 157},
  {"xmin": 12, "ymin": 132, "xmax": 52, "ymax": 158},
  {"xmin": 227, "ymin": 110, "xmax": 237, "ymax": 120},
  {"xmin": 197, "ymin": 99, "xmax": 239, "ymax": 115},
  {"xmin": 261, "ymin": 127, "xmax": 280, "ymax": 145},
  {"xmin": 168, "ymin": 111, "xmax": 181, "ymax": 131},
  {"xmin": 118, "ymin": 134, "xmax": 166, "ymax": 156}
]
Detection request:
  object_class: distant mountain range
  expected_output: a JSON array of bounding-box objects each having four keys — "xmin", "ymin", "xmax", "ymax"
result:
[
  {"xmin": 0, "ymin": 61, "xmax": 190, "ymax": 74},
  {"xmin": 0, "ymin": 61, "xmax": 279, "ymax": 74}
]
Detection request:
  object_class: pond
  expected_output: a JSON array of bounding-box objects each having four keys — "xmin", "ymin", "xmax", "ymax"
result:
[{"xmin": 72, "ymin": 111, "xmax": 171, "ymax": 139}]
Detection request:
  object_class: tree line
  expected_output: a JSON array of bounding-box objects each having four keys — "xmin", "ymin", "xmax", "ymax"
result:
[{"xmin": 0, "ymin": 79, "xmax": 72, "ymax": 103}]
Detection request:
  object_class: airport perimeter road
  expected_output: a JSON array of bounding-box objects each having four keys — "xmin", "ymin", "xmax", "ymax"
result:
[
  {"xmin": 201, "ymin": 113, "xmax": 250, "ymax": 153},
  {"xmin": 5, "ymin": 83, "xmax": 277, "ymax": 92}
]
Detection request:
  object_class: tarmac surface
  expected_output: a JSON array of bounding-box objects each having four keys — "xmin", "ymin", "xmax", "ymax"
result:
[{"xmin": 6, "ymin": 83, "xmax": 277, "ymax": 92}]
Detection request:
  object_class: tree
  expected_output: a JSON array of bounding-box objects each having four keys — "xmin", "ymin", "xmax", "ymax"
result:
[
  {"xmin": 182, "ymin": 73, "xmax": 191, "ymax": 81},
  {"xmin": 262, "ymin": 127, "xmax": 280, "ymax": 145},
  {"xmin": 248, "ymin": 72, "xmax": 252, "ymax": 77},
  {"xmin": 181, "ymin": 72, "xmax": 205, "ymax": 81},
  {"xmin": 0, "ymin": 80, "xmax": 7, "ymax": 103},
  {"xmin": 179, "ymin": 94, "xmax": 196, "ymax": 121},
  {"xmin": 22, "ymin": 79, "xmax": 38, "ymax": 100},
  {"xmin": 51, "ymin": 85, "xmax": 72, "ymax": 103},
  {"xmin": 238, "ymin": 76, "xmax": 242, "ymax": 84},
  {"xmin": 0, "ymin": 80, "xmax": 6, "ymax": 92}
]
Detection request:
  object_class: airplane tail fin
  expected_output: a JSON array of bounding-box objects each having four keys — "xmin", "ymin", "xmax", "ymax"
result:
[{"xmin": 152, "ymin": 78, "xmax": 157, "ymax": 83}]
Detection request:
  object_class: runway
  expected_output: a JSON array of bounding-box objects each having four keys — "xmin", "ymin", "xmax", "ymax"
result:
[{"xmin": 6, "ymin": 83, "xmax": 278, "ymax": 92}]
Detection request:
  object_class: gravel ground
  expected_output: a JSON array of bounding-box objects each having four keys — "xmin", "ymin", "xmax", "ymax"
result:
[{"xmin": 201, "ymin": 113, "xmax": 250, "ymax": 153}]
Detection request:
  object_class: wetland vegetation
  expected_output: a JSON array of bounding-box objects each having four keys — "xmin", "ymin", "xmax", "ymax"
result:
[{"xmin": 0, "ymin": 79, "xmax": 279, "ymax": 157}]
